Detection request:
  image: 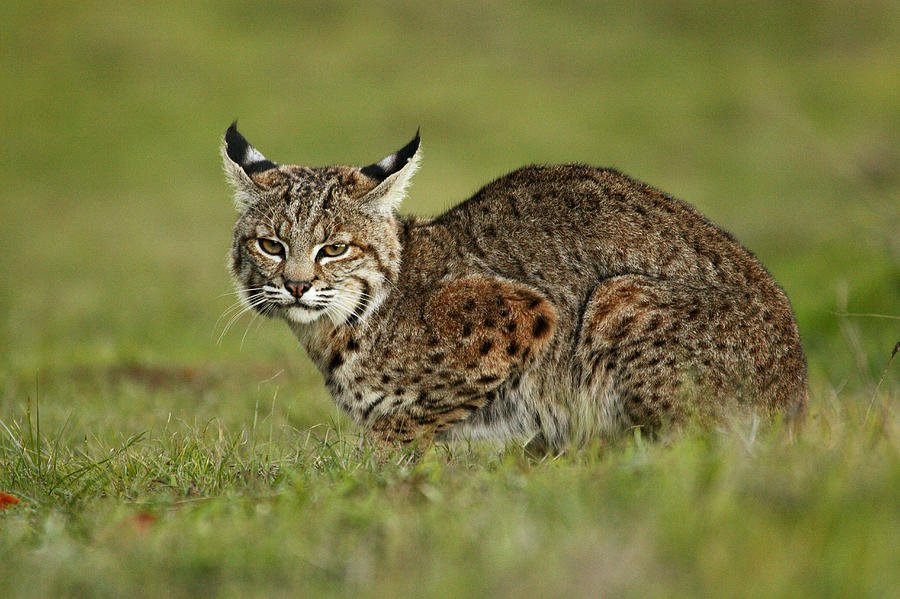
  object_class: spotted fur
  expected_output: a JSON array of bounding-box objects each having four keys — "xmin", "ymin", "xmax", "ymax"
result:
[{"xmin": 223, "ymin": 125, "xmax": 808, "ymax": 451}]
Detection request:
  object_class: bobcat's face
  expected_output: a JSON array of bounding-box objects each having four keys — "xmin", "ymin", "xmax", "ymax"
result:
[
  {"xmin": 230, "ymin": 167, "xmax": 402, "ymax": 325},
  {"xmin": 223, "ymin": 125, "xmax": 419, "ymax": 327}
]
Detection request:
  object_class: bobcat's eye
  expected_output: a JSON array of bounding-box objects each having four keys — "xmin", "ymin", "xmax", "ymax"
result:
[
  {"xmin": 318, "ymin": 244, "xmax": 348, "ymax": 259},
  {"xmin": 257, "ymin": 238, "xmax": 286, "ymax": 257}
]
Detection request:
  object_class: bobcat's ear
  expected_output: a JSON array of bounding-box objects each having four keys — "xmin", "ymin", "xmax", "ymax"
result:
[
  {"xmin": 221, "ymin": 122, "xmax": 277, "ymax": 208},
  {"xmin": 359, "ymin": 130, "xmax": 421, "ymax": 213}
]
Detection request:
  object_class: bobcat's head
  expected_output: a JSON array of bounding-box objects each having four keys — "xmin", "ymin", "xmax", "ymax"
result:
[{"xmin": 223, "ymin": 123, "xmax": 419, "ymax": 326}]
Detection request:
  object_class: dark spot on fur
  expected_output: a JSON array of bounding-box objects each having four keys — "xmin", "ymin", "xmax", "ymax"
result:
[
  {"xmin": 430, "ymin": 352, "xmax": 445, "ymax": 365},
  {"xmin": 328, "ymin": 353, "xmax": 343, "ymax": 371},
  {"xmin": 361, "ymin": 396, "xmax": 385, "ymax": 420},
  {"xmin": 427, "ymin": 335, "xmax": 439, "ymax": 347},
  {"xmin": 527, "ymin": 297, "xmax": 541, "ymax": 309},
  {"xmin": 394, "ymin": 387, "xmax": 405, "ymax": 396},
  {"xmin": 346, "ymin": 338, "xmax": 359, "ymax": 351},
  {"xmin": 479, "ymin": 340, "xmax": 494, "ymax": 355},
  {"xmin": 532, "ymin": 314, "xmax": 550, "ymax": 337},
  {"xmin": 645, "ymin": 314, "xmax": 663, "ymax": 332},
  {"xmin": 417, "ymin": 390, "xmax": 427, "ymax": 402},
  {"xmin": 413, "ymin": 413, "xmax": 436, "ymax": 426},
  {"xmin": 463, "ymin": 299, "xmax": 476, "ymax": 311},
  {"xmin": 484, "ymin": 317, "xmax": 496, "ymax": 328},
  {"xmin": 614, "ymin": 315, "xmax": 635, "ymax": 338},
  {"xmin": 423, "ymin": 367, "xmax": 434, "ymax": 374},
  {"xmin": 477, "ymin": 375, "xmax": 500, "ymax": 384},
  {"xmin": 381, "ymin": 373, "xmax": 391, "ymax": 384},
  {"xmin": 622, "ymin": 349, "xmax": 642, "ymax": 364},
  {"xmin": 506, "ymin": 341, "xmax": 519, "ymax": 356},
  {"xmin": 461, "ymin": 323, "xmax": 472, "ymax": 337}
]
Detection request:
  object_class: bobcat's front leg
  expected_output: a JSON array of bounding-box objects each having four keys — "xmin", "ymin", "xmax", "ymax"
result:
[
  {"xmin": 368, "ymin": 403, "xmax": 477, "ymax": 448},
  {"xmin": 361, "ymin": 275, "xmax": 560, "ymax": 451}
]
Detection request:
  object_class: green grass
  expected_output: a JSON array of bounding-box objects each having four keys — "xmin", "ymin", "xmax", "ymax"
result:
[{"xmin": 1, "ymin": 1, "xmax": 898, "ymax": 597}]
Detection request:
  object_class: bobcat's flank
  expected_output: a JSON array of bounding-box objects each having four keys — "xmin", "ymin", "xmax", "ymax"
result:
[{"xmin": 223, "ymin": 124, "xmax": 807, "ymax": 451}]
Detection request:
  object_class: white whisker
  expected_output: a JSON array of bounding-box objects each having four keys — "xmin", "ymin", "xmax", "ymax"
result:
[
  {"xmin": 216, "ymin": 295, "xmax": 270, "ymax": 344},
  {"xmin": 213, "ymin": 299, "xmax": 253, "ymax": 338},
  {"xmin": 215, "ymin": 286, "xmax": 267, "ymax": 299}
]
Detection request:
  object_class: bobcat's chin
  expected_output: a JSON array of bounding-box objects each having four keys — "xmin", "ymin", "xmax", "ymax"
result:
[{"xmin": 285, "ymin": 305, "xmax": 324, "ymax": 324}]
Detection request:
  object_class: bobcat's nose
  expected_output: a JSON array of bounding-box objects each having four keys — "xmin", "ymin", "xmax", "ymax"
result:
[{"xmin": 284, "ymin": 279, "xmax": 311, "ymax": 298}]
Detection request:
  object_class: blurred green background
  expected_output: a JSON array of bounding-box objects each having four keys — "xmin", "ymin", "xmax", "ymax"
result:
[
  {"xmin": 0, "ymin": 1, "xmax": 897, "ymax": 597},
  {"xmin": 1, "ymin": 0, "xmax": 897, "ymax": 393}
]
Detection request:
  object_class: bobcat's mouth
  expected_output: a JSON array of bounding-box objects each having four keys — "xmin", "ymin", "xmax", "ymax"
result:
[
  {"xmin": 285, "ymin": 303, "xmax": 327, "ymax": 324},
  {"xmin": 290, "ymin": 298, "xmax": 326, "ymax": 310},
  {"xmin": 249, "ymin": 281, "xmax": 373, "ymax": 326},
  {"xmin": 278, "ymin": 289, "xmax": 332, "ymax": 324}
]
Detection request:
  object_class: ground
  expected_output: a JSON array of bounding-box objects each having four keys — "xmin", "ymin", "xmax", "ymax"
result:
[{"xmin": 0, "ymin": 1, "xmax": 897, "ymax": 597}]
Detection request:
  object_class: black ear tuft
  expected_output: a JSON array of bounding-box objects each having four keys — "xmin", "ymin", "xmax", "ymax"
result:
[
  {"xmin": 224, "ymin": 122, "xmax": 277, "ymax": 175},
  {"xmin": 360, "ymin": 129, "xmax": 421, "ymax": 182},
  {"xmin": 224, "ymin": 122, "xmax": 249, "ymax": 164}
]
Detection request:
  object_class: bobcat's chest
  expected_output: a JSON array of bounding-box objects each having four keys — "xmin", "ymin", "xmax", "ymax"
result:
[{"xmin": 306, "ymin": 330, "xmax": 401, "ymax": 424}]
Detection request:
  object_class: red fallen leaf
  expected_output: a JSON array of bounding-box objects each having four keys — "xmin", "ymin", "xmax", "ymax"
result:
[
  {"xmin": 0, "ymin": 492, "xmax": 20, "ymax": 509},
  {"xmin": 131, "ymin": 511, "xmax": 156, "ymax": 531}
]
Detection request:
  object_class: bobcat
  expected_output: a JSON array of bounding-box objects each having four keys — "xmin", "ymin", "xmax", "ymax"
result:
[{"xmin": 223, "ymin": 124, "xmax": 807, "ymax": 452}]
